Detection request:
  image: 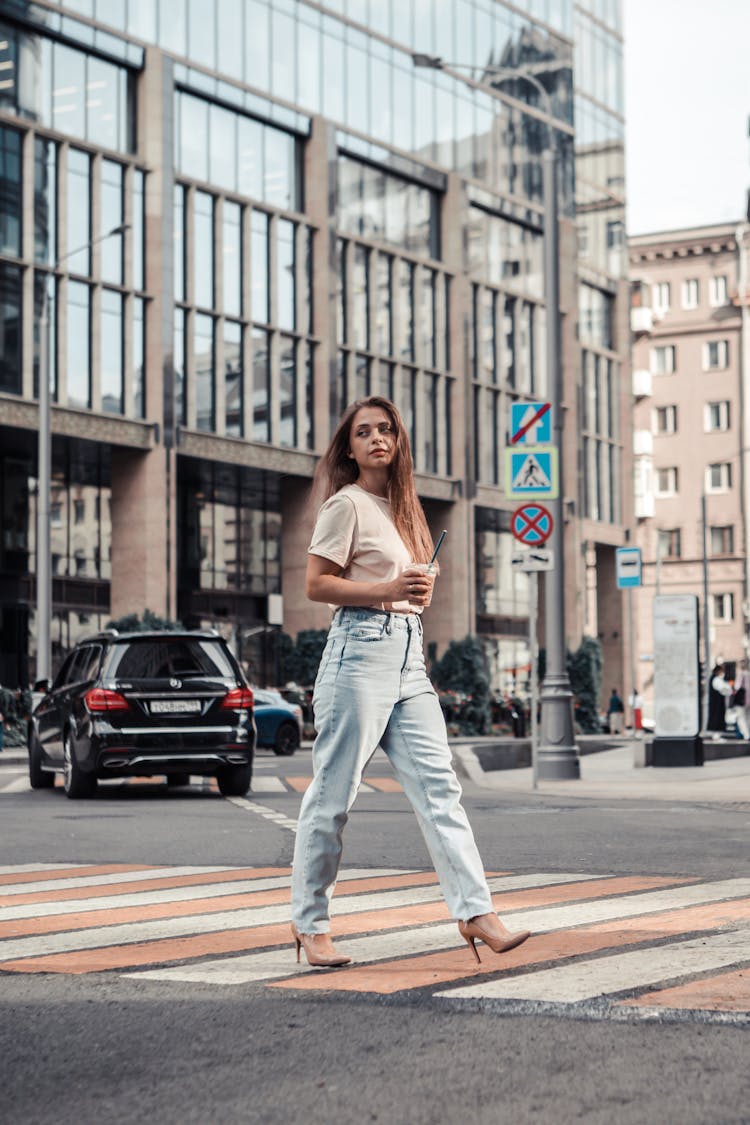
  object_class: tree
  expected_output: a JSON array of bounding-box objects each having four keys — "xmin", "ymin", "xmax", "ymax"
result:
[
  {"xmin": 107, "ymin": 608, "xmax": 183, "ymax": 633},
  {"xmin": 284, "ymin": 629, "xmax": 329, "ymax": 685},
  {"xmin": 567, "ymin": 636, "xmax": 603, "ymax": 734},
  {"xmin": 431, "ymin": 636, "xmax": 492, "ymax": 735}
]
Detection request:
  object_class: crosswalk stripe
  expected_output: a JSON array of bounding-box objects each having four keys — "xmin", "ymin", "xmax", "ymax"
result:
[
  {"xmin": 0, "ymin": 776, "xmax": 31, "ymax": 793},
  {"xmin": 438, "ymin": 928, "xmax": 750, "ymax": 1004},
  {"xmin": 0, "ymin": 864, "xmax": 158, "ymax": 890},
  {"xmin": 250, "ymin": 777, "xmax": 287, "ymax": 793},
  {"xmin": 0, "ymin": 865, "xmax": 263, "ymax": 901},
  {"xmin": 619, "ymin": 967, "xmax": 750, "ymax": 1013},
  {"xmin": 0, "ymin": 871, "xmax": 440, "ymax": 934},
  {"xmin": 279, "ymin": 894, "xmax": 750, "ymax": 996},
  {"xmin": 285, "ymin": 777, "xmax": 312, "ymax": 792},
  {"xmin": 0, "ymin": 873, "xmax": 587, "ymax": 972},
  {"xmin": 365, "ymin": 778, "xmax": 403, "ymax": 793},
  {"xmin": 0, "ymin": 863, "xmax": 90, "ymax": 877}
]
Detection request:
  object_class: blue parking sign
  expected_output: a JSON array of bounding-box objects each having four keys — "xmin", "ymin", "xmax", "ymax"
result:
[{"xmin": 616, "ymin": 547, "xmax": 642, "ymax": 588}]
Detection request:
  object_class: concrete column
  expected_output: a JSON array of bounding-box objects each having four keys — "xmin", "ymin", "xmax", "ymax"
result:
[
  {"xmin": 280, "ymin": 476, "xmax": 331, "ymax": 637},
  {"xmin": 110, "ymin": 448, "xmax": 171, "ymax": 618}
]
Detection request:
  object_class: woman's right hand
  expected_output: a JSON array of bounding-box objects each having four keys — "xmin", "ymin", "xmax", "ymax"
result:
[{"xmin": 387, "ymin": 566, "xmax": 434, "ymax": 606}]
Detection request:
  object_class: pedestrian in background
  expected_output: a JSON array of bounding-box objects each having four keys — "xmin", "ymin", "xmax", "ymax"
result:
[
  {"xmin": 607, "ymin": 687, "xmax": 625, "ymax": 735},
  {"xmin": 290, "ymin": 396, "xmax": 530, "ymax": 968},
  {"xmin": 707, "ymin": 663, "xmax": 732, "ymax": 735},
  {"xmin": 732, "ymin": 658, "xmax": 750, "ymax": 740}
]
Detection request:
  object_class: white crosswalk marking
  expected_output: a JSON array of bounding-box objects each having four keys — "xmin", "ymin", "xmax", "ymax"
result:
[
  {"xmin": 439, "ymin": 928, "xmax": 750, "ymax": 1004},
  {"xmin": 0, "ymin": 776, "xmax": 30, "ymax": 793},
  {"xmin": 0, "ymin": 866, "xmax": 233, "ymax": 897},
  {"xmin": 0, "ymin": 873, "xmax": 585, "ymax": 963},
  {"xmin": 250, "ymin": 776, "xmax": 286, "ymax": 793}
]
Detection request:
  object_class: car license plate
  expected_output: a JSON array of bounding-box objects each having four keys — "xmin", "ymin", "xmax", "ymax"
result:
[{"xmin": 150, "ymin": 699, "xmax": 201, "ymax": 714}]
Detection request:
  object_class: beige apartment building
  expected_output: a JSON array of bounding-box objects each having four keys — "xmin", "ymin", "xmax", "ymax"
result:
[{"xmin": 630, "ymin": 222, "xmax": 750, "ymax": 722}]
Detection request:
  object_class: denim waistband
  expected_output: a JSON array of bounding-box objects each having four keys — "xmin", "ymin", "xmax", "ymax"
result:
[{"xmin": 332, "ymin": 606, "xmax": 421, "ymax": 631}]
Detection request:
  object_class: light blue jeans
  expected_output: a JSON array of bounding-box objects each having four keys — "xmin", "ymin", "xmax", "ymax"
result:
[{"xmin": 291, "ymin": 607, "xmax": 494, "ymax": 933}]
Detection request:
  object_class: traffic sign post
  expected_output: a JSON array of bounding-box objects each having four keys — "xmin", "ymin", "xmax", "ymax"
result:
[
  {"xmin": 511, "ymin": 503, "xmax": 554, "ymax": 547},
  {"xmin": 505, "ymin": 445, "xmax": 559, "ymax": 500}
]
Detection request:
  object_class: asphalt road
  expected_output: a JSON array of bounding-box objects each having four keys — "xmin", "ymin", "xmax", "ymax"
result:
[{"xmin": 1, "ymin": 750, "xmax": 748, "ymax": 1125}]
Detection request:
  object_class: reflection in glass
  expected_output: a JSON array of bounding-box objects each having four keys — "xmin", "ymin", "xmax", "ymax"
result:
[
  {"xmin": 298, "ymin": 17, "xmax": 321, "ymax": 114},
  {"xmin": 251, "ymin": 210, "xmax": 269, "ymax": 322},
  {"xmin": 421, "ymin": 267, "xmax": 436, "ymax": 368},
  {"xmin": 33, "ymin": 272, "xmax": 57, "ymax": 401},
  {"xmin": 129, "ymin": 0, "xmax": 157, "ymax": 41},
  {"xmin": 238, "ymin": 116, "xmax": 263, "ymax": 200},
  {"xmin": 392, "ymin": 63, "xmax": 414, "ymax": 152},
  {"xmin": 188, "ymin": 0, "xmax": 216, "ymax": 69},
  {"xmin": 66, "ymin": 149, "xmax": 91, "ymax": 275},
  {"xmin": 159, "ymin": 0, "xmax": 187, "ymax": 55},
  {"xmin": 375, "ymin": 253, "xmax": 392, "ymax": 355},
  {"xmin": 180, "ymin": 94, "xmax": 209, "ymax": 182},
  {"xmin": 401, "ymin": 368, "xmax": 416, "ymax": 452},
  {"xmin": 444, "ymin": 377, "xmax": 452, "ymax": 475},
  {"xmin": 352, "ymin": 244, "xmax": 369, "ymax": 350},
  {"xmin": 277, "ymin": 218, "xmax": 296, "ymax": 331},
  {"xmin": 397, "ymin": 261, "xmax": 414, "ymax": 361},
  {"xmin": 245, "ymin": 0, "xmax": 270, "ymax": 92},
  {"xmin": 194, "ymin": 191, "xmax": 214, "ymax": 309},
  {"xmin": 322, "ymin": 28, "xmax": 344, "ymax": 122},
  {"xmin": 86, "ymin": 55, "xmax": 121, "ymax": 151},
  {"xmin": 0, "ymin": 126, "xmax": 22, "ymax": 257},
  {"xmin": 100, "ymin": 159, "xmax": 124, "ymax": 285},
  {"xmin": 133, "ymin": 170, "xmax": 145, "ymax": 291},
  {"xmin": 425, "ymin": 374, "xmax": 438, "ymax": 474},
  {"xmin": 223, "ymin": 200, "xmax": 242, "ymax": 317},
  {"xmin": 133, "ymin": 296, "xmax": 145, "ymax": 417},
  {"xmin": 217, "ymin": 0, "xmax": 244, "ymax": 81},
  {"xmin": 174, "ymin": 308, "xmax": 186, "ymax": 425},
  {"xmin": 280, "ymin": 336, "xmax": 296, "ymax": 448},
  {"xmin": 33, "ymin": 136, "xmax": 56, "ymax": 264},
  {"xmin": 210, "ymin": 103, "xmax": 237, "ymax": 192},
  {"xmin": 304, "ymin": 342, "xmax": 314, "ymax": 450},
  {"xmin": 301, "ymin": 227, "xmax": 313, "ymax": 336},
  {"xmin": 100, "ymin": 288, "xmax": 124, "ymax": 414},
  {"xmin": 0, "ymin": 263, "xmax": 22, "ymax": 394},
  {"xmin": 264, "ymin": 126, "xmax": 296, "ymax": 211},
  {"xmin": 503, "ymin": 296, "xmax": 516, "ymax": 386},
  {"xmin": 355, "ymin": 354, "xmax": 370, "ymax": 401},
  {"xmin": 224, "ymin": 319, "xmax": 242, "ymax": 437},
  {"xmin": 174, "ymin": 184, "xmax": 185, "ymax": 301},
  {"xmin": 66, "ymin": 280, "xmax": 90, "ymax": 409},
  {"xmin": 252, "ymin": 327, "xmax": 270, "ymax": 442},
  {"xmin": 0, "ymin": 25, "xmax": 18, "ymax": 115},
  {"xmin": 335, "ymin": 238, "xmax": 346, "ymax": 345},
  {"xmin": 346, "ymin": 38, "xmax": 368, "ymax": 134},
  {"xmin": 53, "ymin": 45, "xmax": 85, "ymax": 138},
  {"xmin": 194, "ymin": 312, "xmax": 215, "ymax": 431},
  {"xmin": 271, "ymin": 8, "xmax": 296, "ymax": 103}
]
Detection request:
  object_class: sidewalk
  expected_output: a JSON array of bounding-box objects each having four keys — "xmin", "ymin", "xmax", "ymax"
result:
[{"xmin": 453, "ymin": 739, "xmax": 750, "ymax": 803}]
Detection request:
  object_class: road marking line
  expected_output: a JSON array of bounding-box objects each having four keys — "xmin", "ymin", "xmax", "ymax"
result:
[
  {"xmin": 620, "ymin": 966, "xmax": 750, "ymax": 1012},
  {"xmin": 0, "ymin": 866, "xmax": 264, "ymax": 902},
  {"xmin": 437, "ymin": 927, "xmax": 750, "ymax": 1004},
  {"xmin": 0, "ymin": 871, "xmax": 437, "ymax": 933},
  {"xmin": 0, "ymin": 864, "xmax": 159, "ymax": 891},
  {"xmin": 0, "ymin": 863, "xmax": 91, "ymax": 877},
  {"xmin": 0, "ymin": 874, "xmax": 587, "ymax": 969},
  {"xmin": 226, "ymin": 796, "xmax": 298, "ymax": 830},
  {"xmin": 250, "ymin": 777, "xmax": 286, "ymax": 793}
]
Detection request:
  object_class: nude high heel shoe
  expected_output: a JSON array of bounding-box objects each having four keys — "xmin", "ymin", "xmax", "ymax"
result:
[
  {"xmin": 291, "ymin": 924, "xmax": 352, "ymax": 968},
  {"xmin": 458, "ymin": 916, "xmax": 531, "ymax": 964}
]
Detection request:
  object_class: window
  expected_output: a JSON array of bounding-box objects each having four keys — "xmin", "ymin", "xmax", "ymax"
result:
[
  {"xmin": 681, "ymin": 279, "xmax": 699, "ymax": 309},
  {"xmin": 711, "ymin": 593, "xmax": 734, "ymax": 623},
  {"xmin": 657, "ymin": 528, "xmax": 681, "ymax": 559},
  {"xmin": 337, "ymin": 155, "xmax": 439, "ymax": 260},
  {"xmin": 703, "ymin": 340, "xmax": 729, "ymax": 370},
  {"xmin": 710, "ymin": 525, "xmax": 734, "ymax": 556},
  {"xmin": 194, "ymin": 313, "xmax": 215, "ymax": 431},
  {"xmin": 224, "ymin": 320, "xmax": 243, "ymax": 438},
  {"xmin": 706, "ymin": 462, "xmax": 732, "ymax": 492},
  {"xmin": 653, "ymin": 282, "xmax": 670, "ymax": 314},
  {"xmin": 651, "ymin": 345, "xmax": 675, "ymax": 375},
  {"xmin": 222, "ymin": 201, "xmax": 242, "ymax": 318},
  {"xmin": 100, "ymin": 289, "xmax": 124, "ymax": 414},
  {"xmin": 73, "ymin": 499, "xmax": 85, "ymax": 524},
  {"xmin": 655, "ymin": 467, "xmax": 678, "ymax": 496},
  {"xmin": 705, "ymin": 401, "xmax": 730, "ymax": 432},
  {"xmin": 66, "ymin": 281, "xmax": 90, "ymax": 409},
  {"xmin": 67, "ymin": 150, "xmax": 91, "ymax": 276},
  {"xmin": 33, "ymin": 136, "xmax": 56, "ymax": 265},
  {"xmin": 709, "ymin": 275, "xmax": 728, "ymax": 307},
  {"xmin": 100, "ymin": 160, "xmax": 124, "ymax": 285},
  {"xmin": 654, "ymin": 405, "xmax": 677, "ymax": 434},
  {"xmin": 194, "ymin": 191, "xmax": 214, "ymax": 310},
  {"xmin": 0, "ymin": 263, "xmax": 22, "ymax": 394},
  {"xmin": 277, "ymin": 218, "xmax": 296, "ymax": 332}
]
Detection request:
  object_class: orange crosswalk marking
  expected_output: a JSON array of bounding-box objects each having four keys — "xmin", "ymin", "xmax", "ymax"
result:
[
  {"xmin": 0, "ymin": 864, "xmax": 155, "ymax": 889},
  {"xmin": 620, "ymin": 968, "xmax": 750, "ymax": 1012}
]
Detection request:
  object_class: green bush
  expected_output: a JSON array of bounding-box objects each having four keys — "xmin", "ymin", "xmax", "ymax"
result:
[
  {"xmin": 282, "ymin": 629, "xmax": 329, "ymax": 685},
  {"xmin": 431, "ymin": 636, "xmax": 492, "ymax": 735},
  {"xmin": 567, "ymin": 636, "xmax": 603, "ymax": 733}
]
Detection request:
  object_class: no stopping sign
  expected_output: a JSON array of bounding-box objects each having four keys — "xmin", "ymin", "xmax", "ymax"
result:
[{"xmin": 511, "ymin": 503, "xmax": 554, "ymax": 546}]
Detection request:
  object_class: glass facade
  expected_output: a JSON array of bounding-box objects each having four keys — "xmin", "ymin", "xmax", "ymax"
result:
[{"xmin": 0, "ymin": 0, "xmax": 628, "ymax": 688}]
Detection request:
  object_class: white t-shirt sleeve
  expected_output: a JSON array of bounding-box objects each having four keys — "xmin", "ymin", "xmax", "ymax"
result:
[{"xmin": 308, "ymin": 493, "xmax": 357, "ymax": 568}]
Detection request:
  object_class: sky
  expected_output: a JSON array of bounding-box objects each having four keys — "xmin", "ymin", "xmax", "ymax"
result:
[{"xmin": 623, "ymin": 0, "xmax": 750, "ymax": 235}]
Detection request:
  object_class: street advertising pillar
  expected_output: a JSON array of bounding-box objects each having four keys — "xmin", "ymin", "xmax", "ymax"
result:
[{"xmin": 651, "ymin": 594, "xmax": 703, "ymax": 766}]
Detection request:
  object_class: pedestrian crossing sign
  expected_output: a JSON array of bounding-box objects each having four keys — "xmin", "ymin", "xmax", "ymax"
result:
[{"xmin": 505, "ymin": 445, "xmax": 559, "ymax": 499}]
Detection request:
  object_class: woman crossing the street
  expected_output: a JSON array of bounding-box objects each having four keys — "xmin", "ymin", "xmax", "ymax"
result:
[{"xmin": 290, "ymin": 396, "xmax": 530, "ymax": 968}]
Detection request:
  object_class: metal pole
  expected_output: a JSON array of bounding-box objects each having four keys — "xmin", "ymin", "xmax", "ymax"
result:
[
  {"xmin": 537, "ymin": 148, "xmax": 580, "ymax": 779},
  {"xmin": 530, "ymin": 574, "xmax": 539, "ymax": 789},
  {"xmin": 628, "ymin": 586, "xmax": 637, "ymax": 734},
  {"xmin": 36, "ymin": 279, "xmax": 52, "ymax": 684},
  {"xmin": 701, "ymin": 492, "xmax": 711, "ymax": 728}
]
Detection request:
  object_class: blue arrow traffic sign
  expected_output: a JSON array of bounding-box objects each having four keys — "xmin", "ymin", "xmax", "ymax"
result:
[{"xmin": 510, "ymin": 401, "xmax": 552, "ymax": 445}]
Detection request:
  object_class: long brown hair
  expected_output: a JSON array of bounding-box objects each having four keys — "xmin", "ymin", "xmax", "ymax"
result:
[{"xmin": 314, "ymin": 396, "xmax": 434, "ymax": 564}]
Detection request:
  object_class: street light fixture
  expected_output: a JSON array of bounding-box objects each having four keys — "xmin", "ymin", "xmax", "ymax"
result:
[
  {"xmin": 36, "ymin": 222, "xmax": 130, "ymax": 685},
  {"xmin": 412, "ymin": 54, "xmax": 579, "ymax": 779}
]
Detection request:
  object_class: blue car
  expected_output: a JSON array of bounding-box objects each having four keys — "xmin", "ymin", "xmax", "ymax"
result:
[{"xmin": 253, "ymin": 689, "xmax": 303, "ymax": 756}]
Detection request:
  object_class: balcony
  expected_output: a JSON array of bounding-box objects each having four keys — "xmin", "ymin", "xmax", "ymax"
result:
[
  {"xmin": 632, "ymin": 368, "xmax": 653, "ymax": 398},
  {"xmin": 633, "ymin": 429, "xmax": 654, "ymax": 456},
  {"xmin": 634, "ymin": 493, "xmax": 655, "ymax": 518},
  {"xmin": 631, "ymin": 306, "xmax": 654, "ymax": 335}
]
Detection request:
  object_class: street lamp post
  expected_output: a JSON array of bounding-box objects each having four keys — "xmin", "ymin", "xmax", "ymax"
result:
[
  {"xmin": 35, "ymin": 223, "xmax": 130, "ymax": 685},
  {"xmin": 412, "ymin": 54, "xmax": 579, "ymax": 778}
]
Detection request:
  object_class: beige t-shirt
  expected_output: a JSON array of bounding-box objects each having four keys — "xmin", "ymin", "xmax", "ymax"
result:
[{"xmin": 308, "ymin": 483, "xmax": 418, "ymax": 613}]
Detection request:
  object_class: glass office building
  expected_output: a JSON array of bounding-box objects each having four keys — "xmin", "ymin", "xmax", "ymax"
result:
[{"xmin": 0, "ymin": 0, "xmax": 629, "ymax": 691}]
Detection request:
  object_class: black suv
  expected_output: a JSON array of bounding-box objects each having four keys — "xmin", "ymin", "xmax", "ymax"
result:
[{"xmin": 29, "ymin": 630, "xmax": 255, "ymax": 799}]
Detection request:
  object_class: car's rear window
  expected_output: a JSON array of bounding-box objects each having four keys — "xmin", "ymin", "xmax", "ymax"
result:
[{"xmin": 105, "ymin": 639, "xmax": 235, "ymax": 680}]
